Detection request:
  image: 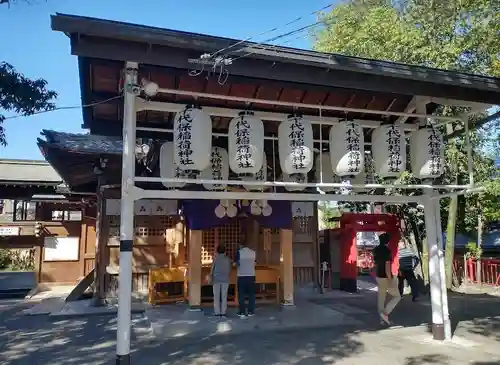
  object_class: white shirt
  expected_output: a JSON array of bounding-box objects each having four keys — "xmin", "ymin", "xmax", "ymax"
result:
[{"xmin": 236, "ymin": 247, "xmax": 256, "ymax": 277}]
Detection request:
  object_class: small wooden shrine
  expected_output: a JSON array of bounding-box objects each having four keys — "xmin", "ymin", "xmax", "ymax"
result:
[{"xmin": 48, "ymin": 13, "xmax": 500, "ymax": 349}]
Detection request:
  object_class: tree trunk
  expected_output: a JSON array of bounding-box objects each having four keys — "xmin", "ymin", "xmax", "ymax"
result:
[{"xmin": 476, "ymin": 213, "xmax": 483, "ymax": 285}]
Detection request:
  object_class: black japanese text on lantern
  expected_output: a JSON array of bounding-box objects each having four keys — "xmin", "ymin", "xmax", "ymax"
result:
[
  {"xmin": 289, "ymin": 117, "xmax": 306, "ymax": 170},
  {"xmin": 176, "ymin": 110, "xmax": 195, "ymax": 166},
  {"xmin": 345, "ymin": 123, "xmax": 362, "ymax": 173},
  {"xmin": 427, "ymin": 129, "xmax": 442, "ymax": 175},
  {"xmin": 211, "ymin": 148, "xmax": 224, "ymax": 188},
  {"xmin": 386, "ymin": 125, "xmax": 402, "ymax": 173},
  {"xmin": 235, "ymin": 116, "xmax": 254, "ymax": 169}
]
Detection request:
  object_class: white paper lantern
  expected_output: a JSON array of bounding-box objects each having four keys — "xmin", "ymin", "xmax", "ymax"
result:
[
  {"xmin": 214, "ymin": 204, "xmax": 226, "ymax": 218},
  {"xmin": 173, "ymin": 106, "xmax": 212, "ymax": 171},
  {"xmin": 283, "ymin": 173, "xmax": 307, "ymax": 192},
  {"xmin": 261, "ymin": 203, "xmax": 272, "ymax": 216},
  {"xmin": 278, "ymin": 115, "xmax": 314, "ymax": 175},
  {"xmin": 241, "ymin": 152, "xmax": 268, "ymax": 192},
  {"xmin": 329, "ymin": 122, "xmax": 365, "ymax": 177},
  {"xmin": 315, "ymin": 152, "xmax": 343, "ymax": 193},
  {"xmin": 255, "ymin": 200, "xmax": 272, "ymax": 216},
  {"xmin": 228, "ymin": 111, "xmax": 264, "ymax": 174},
  {"xmin": 410, "ymin": 127, "xmax": 444, "ymax": 179},
  {"xmin": 372, "ymin": 124, "xmax": 407, "ymax": 179},
  {"xmin": 200, "ymin": 147, "xmax": 229, "ymax": 191},
  {"xmin": 250, "ymin": 200, "xmax": 262, "ymax": 215},
  {"xmin": 159, "ymin": 142, "xmax": 186, "ymax": 189},
  {"xmin": 226, "ymin": 204, "xmax": 238, "ymax": 218},
  {"xmin": 352, "ymin": 153, "xmax": 376, "ymax": 193}
]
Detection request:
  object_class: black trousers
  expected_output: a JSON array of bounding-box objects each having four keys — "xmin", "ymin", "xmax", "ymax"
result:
[{"xmin": 398, "ymin": 269, "xmax": 418, "ymax": 299}]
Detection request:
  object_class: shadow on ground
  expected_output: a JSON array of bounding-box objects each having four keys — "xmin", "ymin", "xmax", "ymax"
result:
[
  {"xmin": 0, "ymin": 305, "xmax": 368, "ymax": 365},
  {"xmin": 313, "ymin": 276, "xmax": 500, "ymax": 344},
  {"xmin": 0, "ymin": 298, "xmax": 499, "ymax": 364},
  {"xmin": 132, "ymin": 328, "xmax": 367, "ymax": 365},
  {"xmin": 403, "ymin": 354, "xmax": 451, "ymax": 365}
]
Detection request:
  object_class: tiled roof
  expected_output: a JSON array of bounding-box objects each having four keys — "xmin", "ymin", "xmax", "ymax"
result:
[
  {"xmin": 0, "ymin": 159, "xmax": 62, "ymax": 184},
  {"xmin": 37, "ymin": 129, "xmax": 123, "ymax": 155}
]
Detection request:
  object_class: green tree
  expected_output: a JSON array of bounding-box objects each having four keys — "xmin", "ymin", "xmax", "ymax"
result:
[
  {"xmin": 318, "ymin": 202, "xmax": 341, "ymax": 229},
  {"xmin": 0, "ymin": 62, "xmax": 57, "ymax": 146},
  {"xmin": 313, "ymin": 0, "xmax": 500, "ymax": 287}
]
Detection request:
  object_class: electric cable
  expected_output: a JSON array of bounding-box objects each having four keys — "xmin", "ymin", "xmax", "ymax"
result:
[
  {"xmin": 206, "ymin": 2, "xmax": 335, "ymax": 59},
  {"xmin": 4, "ymin": 95, "xmax": 123, "ymax": 120}
]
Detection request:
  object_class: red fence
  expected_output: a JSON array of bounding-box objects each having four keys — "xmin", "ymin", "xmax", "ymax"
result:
[{"xmin": 455, "ymin": 257, "xmax": 500, "ymax": 286}]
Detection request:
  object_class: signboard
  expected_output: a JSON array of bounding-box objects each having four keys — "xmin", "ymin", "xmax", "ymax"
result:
[
  {"xmin": 291, "ymin": 202, "xmax": 314, "ymax": 217},
  {"xmin": 43, "ymin": 237, "xmax": 79, "ymax": 261},
  {"xmin": 0, "ymin": 227, "xmax": 20, "ymax": 236}
]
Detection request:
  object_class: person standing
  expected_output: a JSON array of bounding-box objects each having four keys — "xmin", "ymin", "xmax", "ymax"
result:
[
  {"xmin": 372, "ymin": 232, "xmax": 401, "ymax": 325},
  {"xmin": 210, "ymin": 244, "xmax": 231, "ymax": 317},
  {"xmin": 234, "ymin": 239, "xmax": 256, "ymax": 318},
  {"xmin": 398, "ymin": 241, "xmax": 420, "ymax": 301}
]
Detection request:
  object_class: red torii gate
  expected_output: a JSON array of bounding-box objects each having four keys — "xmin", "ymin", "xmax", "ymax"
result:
[{"xmin": 338, "ymin": 213, "xmax": 401, "ymax": 292}]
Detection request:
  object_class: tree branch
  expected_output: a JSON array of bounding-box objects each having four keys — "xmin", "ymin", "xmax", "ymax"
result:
[{"xmin": 445, "ymin": 109, "xmax": 500, "ymax": 141}]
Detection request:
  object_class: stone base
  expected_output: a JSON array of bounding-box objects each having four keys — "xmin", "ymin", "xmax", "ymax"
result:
[
  {"xmin": 91, "ymin": 296, "xmax": 107, "ymax": 307},
  {"xmin": 115, "ymin": 354, "xmax": 130, "ymax": 365},
  {"xmin": 432, "ymin": 323, "xmax": 445, "ymax": 341},
  {"xmin": 188, "ymin": 305, "xmax": 203, "ymax": 312}
]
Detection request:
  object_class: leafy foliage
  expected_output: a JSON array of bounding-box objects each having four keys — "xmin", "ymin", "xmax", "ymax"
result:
[
  {"xmin": 313, "ymin": 0, "xmax": 500, "ymax": 286},
  {"xmin": 0, "ymin": 62, "xmax": 57, "ymax": 146},
  {"xmin": 465, "ymin": 241, "xmax": 482, "ymax": 259},
  {"xmin": 0, "ymin": 248, "xmax": 35, "ymax": 271},
  {"xmin": 318, "ymin": 202, "xmax": 341, "ymax": 229}
]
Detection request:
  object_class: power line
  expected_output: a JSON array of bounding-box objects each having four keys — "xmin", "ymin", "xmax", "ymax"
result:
[
  {"xmin": 230, "ymin": 22, "xmax": 323, "ymax": 63},
  {"xmin": 3, "ymin": 95, "xmax": 123, "ymax": 120},
  {"xmin": 207, "ymin": 2, "xmax": 335, "ymax": 59}
]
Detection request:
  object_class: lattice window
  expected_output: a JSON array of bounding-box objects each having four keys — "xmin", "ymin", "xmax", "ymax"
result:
[
  {"xmin": 218, "ymin": 220, "xmax": 240, "ymax": 260},
  {"xmin": 200, "ymin": 220, "xmax": 241, "ymax": 265},
  {"xmin": 202, "ymin": 228, "xmax": 217, "ymax": 265},
  {"xmin": 106, "ymin": 215, "xmax": 178, "ymax": 240},
  {"xmin": 293, "ymin": 216, "xmax": 311, "ymax": 234}
]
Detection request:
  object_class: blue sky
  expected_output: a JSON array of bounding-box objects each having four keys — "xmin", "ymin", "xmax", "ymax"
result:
[{"xmin": 1, "ymin": 0, "xmax": 333, "ymax": 160}]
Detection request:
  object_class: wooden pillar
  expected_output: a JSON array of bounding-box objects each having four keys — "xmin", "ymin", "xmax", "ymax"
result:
[
  {"xmin": 34, "ymin": 237, "xmax": 43, "ymax": 284},
  {"xmin": 262, "ymin": 228, "xmax": 272, "ymax": 265},
  {"xmin": 280, "ymin": 228, "xmax": 294, "ymax": 306},
  {"xmin": 166, "ymin": 219, "xmax": 184, "ymax": 267},
  {"xmin": 93, "ymin": 194, "xmax": 108, "ymax": 305},
  {"xmin": 311, "ymin": 204, "xmax": 321, "ymax": 290},
  {"xmin": 188, "ymin": 229, "xmax": 202, "ymax": 308},
  {"xmin": 247, "ymin": 218, "xmax": 260, "ymax": 254}
]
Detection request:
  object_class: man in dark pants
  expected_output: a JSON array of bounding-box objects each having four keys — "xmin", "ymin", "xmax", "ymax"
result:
[
  {"xmin": 398, "ymin": 241, "xmax": 420, "ymax": 301},
  {"xmin": 234, "ymin": 239, "xmax": 256, "ymax": 318}
]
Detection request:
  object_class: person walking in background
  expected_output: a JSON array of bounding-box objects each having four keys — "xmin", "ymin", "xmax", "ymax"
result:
[
  {"xmin": 398, "ymin": 240, "xmax": 420, "ymax": 302},
  {"xmin": 234, "ymin": 237, "xmax": 256, "ymax": 318},
  {"xmin": 210, "ymin": 244, "xmax": 231, "ymax": 317},
  {"xmin": 373, "ymin": 232, "xmax": 401, "ymax": 325}
]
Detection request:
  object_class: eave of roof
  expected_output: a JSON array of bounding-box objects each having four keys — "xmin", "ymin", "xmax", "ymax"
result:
[
  {"xmin": 0, "ymin": 158, "xmax": 63, "ymax": 185},
  {"xmin": 51, "ymin": 13, "xmax": 500, "ymax": 94}
]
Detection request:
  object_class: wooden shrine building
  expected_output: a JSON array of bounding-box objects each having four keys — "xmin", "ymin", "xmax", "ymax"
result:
[{"xmin": 48, "ymin": 14, "xmax": 500, "ymax": 354}]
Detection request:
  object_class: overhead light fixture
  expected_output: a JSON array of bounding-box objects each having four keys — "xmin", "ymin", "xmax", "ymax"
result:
[{"xmin": 141, "ymin": 79, "xmax": 159, "ymax": 97}]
